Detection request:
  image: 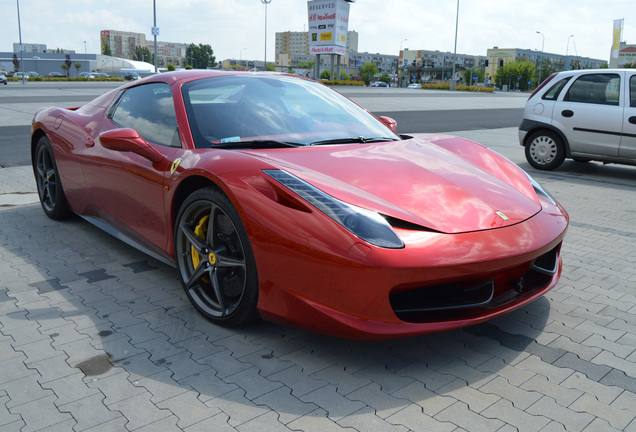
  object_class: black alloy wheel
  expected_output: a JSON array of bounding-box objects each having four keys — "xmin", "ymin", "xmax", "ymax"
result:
[
  {"xmin": 33, "ymin": 135, "xmax": 72, "ymax": 220},
  {"xmin": 174, "ymin": 187, "xmax": 259, "ymax": 326}
]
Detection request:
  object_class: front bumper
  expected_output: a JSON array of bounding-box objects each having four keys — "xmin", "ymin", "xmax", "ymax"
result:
[{"xmin": 253, "ymin": 206, "xmax": 568, "ymax": 340}]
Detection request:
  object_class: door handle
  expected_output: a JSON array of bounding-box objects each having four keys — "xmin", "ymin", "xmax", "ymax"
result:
[
  {"xmin": 561, "ymin": 110, "xmax": 574, "ymax": 118},
  {"xmin": 629, "ymin": 116, "xmax": 636, "ymax": 125}
]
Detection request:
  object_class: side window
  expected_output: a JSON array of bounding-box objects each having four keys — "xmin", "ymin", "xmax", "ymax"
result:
[
  {"xmin": 564, "ymin": 73, "xmax": 620, "ymax": 106},
  {"xmin": 630, "ymin": 75, "xmax": 636, "ymax": 108},
  {"xmin": 110, "ymin": 83, "xmax": 180, "ymax": 147},
  {"xmin": 542, "ymin": 77, "xmax": 571, "ymax": 101}
]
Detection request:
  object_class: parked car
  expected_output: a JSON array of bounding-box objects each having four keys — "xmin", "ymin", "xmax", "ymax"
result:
[
  {"xmin": 97, "ymin": 73, "xmax": 110, "ymax": 78},
  {"xmin": 0, "ymin": 73, "xmax": 7, "ymax": 85},
  {"xmin": 519, "ymin": 68, "xmax": 636, "ymax": 170},
  {"xmin": 46, "ymin": 72, "xmax": 64, "ymax": 78},
  {"xmin": 370, "ymin": 81, "xmax": 389, "ymax": 87},
  {"xmin": 79, "ymin": 72, "xmax": 97, "ymax": 78},
  {"xmin": 407, "ymin": 83, "xmax": 422, "ymax": 89},
  {"xmin": 124, "ymin": 72, "xmax": 140, "ymax": 80},
  {"xmin": 31, "ymin": 70, "xmax": 568, "ymax": 339}
]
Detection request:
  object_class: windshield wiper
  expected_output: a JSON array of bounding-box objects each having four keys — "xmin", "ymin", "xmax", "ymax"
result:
[
  {"xmin": 310, "ymin": 136, "xmax": 400, "ymax": 145},
  {"xmin": 214, "ymin": 139, "xmax": 305, "ymax": 149}
]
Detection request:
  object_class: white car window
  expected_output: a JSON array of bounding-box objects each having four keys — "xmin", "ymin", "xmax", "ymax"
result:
[{"xmin": 564, "ymin": 73, "xmax": 620, "ymax": 106}]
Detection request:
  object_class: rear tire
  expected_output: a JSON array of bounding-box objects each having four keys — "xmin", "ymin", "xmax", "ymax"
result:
[
  {"xmin": 33, "ymin": 135, "xmax": 72, "ymax": 220},
  {"xmin": 525, "ymin": 130, "xmax": 565, "ymax": 170}
]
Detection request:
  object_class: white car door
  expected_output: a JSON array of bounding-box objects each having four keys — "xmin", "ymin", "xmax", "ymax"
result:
[
  {"xmin": 553, "ymin": 72, "xmax": 623, "ymax": 158},
  {"xmin": 618, "ymin": 71, "xmax": 636, "ymax": 160}
]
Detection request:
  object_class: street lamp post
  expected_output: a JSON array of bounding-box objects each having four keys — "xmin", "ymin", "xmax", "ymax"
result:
[
  {"xmin": 566, "ymin": 35, "xmax": 573, "ymax": 70},
  {"xmin": 152, "ymin": 0, "xmax": 158, "ymax": 73},
  {"xmin": 16, "ymin": 0, "xmax": 25, "ymax": 84},
  {"xmin": 536, "ymin": 31, "xmax": 545, "ymax": 85},
  {"xmin": 261, "ymin": 0, "xmax": 272, "ymax": 71},
  {"xmin": 572, "ymin": 40, "xmax": 579, "ymax": 69},
  {"xmin": 400, "ymin": 39, "xmax": 407, "ymax": 87},
  {"xmin": 451, "ymin": 0, "xmax": 459, "ymax": 91}
]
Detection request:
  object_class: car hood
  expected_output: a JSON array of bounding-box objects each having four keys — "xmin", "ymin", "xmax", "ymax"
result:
[{"xmin": 242, "ymin": 134, "xmax": 541, "ymax": 234}]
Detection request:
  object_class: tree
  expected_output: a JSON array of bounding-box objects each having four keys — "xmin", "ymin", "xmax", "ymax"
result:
[
  {"xmin": 134, "ymin": 46, "xmax": 153, "ymax": 64},
  {"xmin": 64, "ymin": 54, "xmax": 72, "ymax": 77},
  {"xmin": 102, "ymin": 40, "xmax": 112, "ymax": 56},
  {"xmin": 495, "ymin": 60, "xmax": 535, "ymax": 91},
  {"xmin": 265, "ymin": 63, "xmax": 275, "ymax": 71},
  {"xmin": 320, "ymin": 69, "xmax": 350, "ymax": 80},
  {"xmin": 359, "ymin": 62, "xmax": 379, "ymax": 86},
  {"xmin": 463, "ymin": 68, "xmax": 485, "ymax": 85},
  {"xmin": 536, "ymin": 57, "xmax": 556, "ymax": 85},
  {"xmin": 74, "ymin": 62, "xmax": 82, "ymax": 76},
  {"xmin": 379, "ymin": 73, "xmax": 391, "ymax": 84},
  {"xmin": 60, "ymin": 63, "xmax": 69, "ymax": 76},
  {"xmin": 297, "ymin": 60, "xmax": 315, "ymax": 69},
  {"xmin": 185, "ymin": 43, "xmax": 217, "ymax": 69}
]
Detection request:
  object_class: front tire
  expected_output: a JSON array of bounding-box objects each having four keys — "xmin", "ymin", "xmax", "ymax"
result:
[
  {"xmin": 525, "ymin": 130, "xmax": 566, "ymax": 170},
  {"xmin": 33, "ymin": 135, "xmax": 72, "ymax": 220},
  {"xmin": 174, "ymin": 187, "xmax": 259, "ymax": 327}
]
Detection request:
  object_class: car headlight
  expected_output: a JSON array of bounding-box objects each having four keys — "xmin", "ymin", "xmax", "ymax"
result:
[
  {"xmin": 525, "ymin": 172, "xmax": 558, "ymax": 206},
  {"xmin": 263, "ymin": 170, "xmax": 404, "ymax": 249}
]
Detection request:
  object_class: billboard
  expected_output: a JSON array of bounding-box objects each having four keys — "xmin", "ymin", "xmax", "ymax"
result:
[{"xmin": 307, "ymin": 0, "xmax": 350, "ymax": 56}]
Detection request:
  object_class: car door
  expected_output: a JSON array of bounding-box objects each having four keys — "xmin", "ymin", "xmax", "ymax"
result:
[
  {"xmin": 81, "ymin": 82, "xmax": 181, "ymax": 253},
  {"xmin": 552, "ymin": 72, "xmax": 623, "ymax": 157},
  {"xmin": 618, "ymin": 72, "xmax": 636, "ymax": 160}
]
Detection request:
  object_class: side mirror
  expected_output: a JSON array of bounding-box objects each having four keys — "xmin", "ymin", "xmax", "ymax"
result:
[
  {"xmin": 99, "ymin": 128, "xmax": 165, "ymax": 163},
  {"xmin": 378, "ymin": 116, "xmax": 397, "ymax": 132}
]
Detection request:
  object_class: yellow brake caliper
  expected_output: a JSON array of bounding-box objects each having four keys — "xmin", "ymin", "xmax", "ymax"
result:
[{"xmin": 191, "ymin": 215, "xmax": 211, "ymax": 283}]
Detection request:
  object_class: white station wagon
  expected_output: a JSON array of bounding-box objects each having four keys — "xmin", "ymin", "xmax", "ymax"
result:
[{"xmin": 519, "ymin": 69, "xmax": 636, "ymax": 170}]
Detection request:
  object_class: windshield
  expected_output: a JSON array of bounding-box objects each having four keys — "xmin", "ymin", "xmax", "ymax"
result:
[{"xmin": 182, "ymin": 74, "xmax": 401, "ymax": 148}]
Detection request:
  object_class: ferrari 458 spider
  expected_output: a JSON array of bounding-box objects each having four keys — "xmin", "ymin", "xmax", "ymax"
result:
[{"xmin": 31, "ymin": 71, "xmax": 568, "ymax": 340}]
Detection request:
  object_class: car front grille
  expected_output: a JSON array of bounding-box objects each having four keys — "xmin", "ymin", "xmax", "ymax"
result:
[{"xmin": 389, "ymin": 244, "xmax": 561, "ymax": 323}]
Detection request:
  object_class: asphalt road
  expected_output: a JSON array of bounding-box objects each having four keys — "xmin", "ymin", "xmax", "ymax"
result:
[{"xmin": 0, "ymin": 83, "xmax": 524, "ymax": 168}]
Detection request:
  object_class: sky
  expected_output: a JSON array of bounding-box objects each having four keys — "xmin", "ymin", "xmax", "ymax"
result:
[{"xmin": 1, "ymin": 0, "xmax": 633, "ymax": 63}]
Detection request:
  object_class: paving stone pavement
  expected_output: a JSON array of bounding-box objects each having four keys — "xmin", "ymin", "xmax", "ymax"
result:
[{"xmin": 1, "ymin": 126, "xmax": 636, "ymax": 431}]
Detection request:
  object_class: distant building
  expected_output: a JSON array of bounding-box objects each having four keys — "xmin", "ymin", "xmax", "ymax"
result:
[
  {"xmin": 0, "ymin": 51, "xmax": 94, "ymax": 76},
  {"xmin": 12, "ymin": 43, "xmax": 47, "ymax": 53},
  {"xmin": 100, "ymin": 30, "xmax": 146, "ymax": 60},
  {"xmin": 348, "ymin": 51, "xmax": 398, "ymax": 79},
  {"xmin": 100, "ymin": 30, "xmax": 187, "ymax": 68},
  {"xmin": 486, "ymin": 47, "xmax": 607, "ymax": 79},
  {"xmin": 399, "ymin": 48, "xmax": 486, "ymax": 85},
  {"xmin": 148, "ymin": 41, "xmax": 189, "ymax": 68},
  {"xmin": 610, "ymin": 42, "xmax": 636, "ymax": 68},
  {"xmin": 275, "ymin": 30, "xmax": 358, "ymax": 71}
]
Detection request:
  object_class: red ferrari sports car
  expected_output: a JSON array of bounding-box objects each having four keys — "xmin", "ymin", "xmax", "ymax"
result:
[{"xmin": 31, "ymin": 71, "xmax": 568, "ymax": 340}]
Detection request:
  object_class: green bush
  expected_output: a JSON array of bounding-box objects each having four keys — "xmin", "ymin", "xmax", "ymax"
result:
[
  {"xmin": 321, "ymin": 79, "xmax": 365, "ymax": 86},
  {"xmin": 422, "ymin": 83, "xmax": 494, "ymax": 92}
]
